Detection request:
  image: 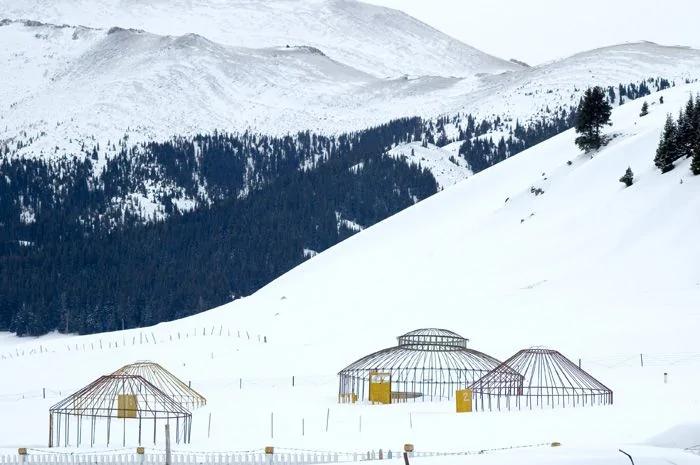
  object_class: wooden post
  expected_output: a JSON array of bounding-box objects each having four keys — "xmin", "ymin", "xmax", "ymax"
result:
[
  {"xmin": 165, "ymin": 424, "xmax": 171, "ymax": 465},
  {"xmin": 18, "ymin": 448, "xmax": 27, "ymax": 465},
  {"xmin": 664, "ymin": 372, "xmax": 668, "ymax": 384},
  {"xmin": 48, "ymin": 414, "xmax": 53, "ymax": 448}
]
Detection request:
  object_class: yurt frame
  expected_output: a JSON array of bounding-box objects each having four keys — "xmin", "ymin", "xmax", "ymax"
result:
[
  {"xmin": 49, "ymin": 374, "xmax": 192, "ymax": 448},
  {"xmin": 338, "ymin": 329, "xmax": 502, "ymax": 403},
  {"xmin": 470, "ymin": 348, "xmax": 613, "ymax": 411},
  {"xmin": 112, "ymin": 361, "xmax": 206, "ymax": 409}
]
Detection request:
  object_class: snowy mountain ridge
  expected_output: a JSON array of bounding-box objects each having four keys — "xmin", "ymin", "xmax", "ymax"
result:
[
  {"xmin": 2, "ymin": 15, "xmax": 700, "ymax": 169},
  {"xmin": 0, "ymin": 0, "xmax": 522, "ymax": 78}
]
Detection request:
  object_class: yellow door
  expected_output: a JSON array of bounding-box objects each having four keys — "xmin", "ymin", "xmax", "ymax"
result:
[
  {"xmin": 369, "ymin": 372, "xmax": 392, "ymax": 404},
  {"xmin": 456, "ymin": 389, "xmax": 472, "ymax": 413},
  {"xmin": 117, "ymin": 394, "xmax": 138, "ymax": 418}
]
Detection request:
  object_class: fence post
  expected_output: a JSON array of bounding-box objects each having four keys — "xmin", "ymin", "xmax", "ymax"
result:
[
  {"xmin": 18, "ymin": 448, "xmax": 27, "ymax": 465},
  {"xmin": 165, "ymin": 424, "xmax": 171, "ymax": 465},
  {"xmin": 137, "ymin": 448, "xmax": 145, "ymax": 465},
  {"xmin": 403, "ymin": 444, "xmax": 414, "ymax": 465},
  {"xmin": 640, "ymin": 354, "xmax": 644, "ymax": 367},
  {"xmin": 265, "ymin": 447, "xmax": 274, "ymax": 465}
]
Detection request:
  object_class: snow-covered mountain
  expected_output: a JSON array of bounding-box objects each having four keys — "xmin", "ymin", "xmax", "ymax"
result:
[
  {"xmin": 2, "ymin": 14, "xmax": 700, "ymax": 166},
  {"xmin": 2, "ymin": 84, "xmax": 699, "ymax": 460},
  {"xmin": 0, "ymin": 0, "xmax": 521, "ymax": 79}
]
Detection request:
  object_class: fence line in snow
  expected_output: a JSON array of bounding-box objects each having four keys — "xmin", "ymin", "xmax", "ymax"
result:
[
  {"xmin": 0, "ymin": 325, "xmax": 268, "ymax": 362},
  {"xmin": 0, "ymin": 442, "xmax": 555, "ymax": 465}
]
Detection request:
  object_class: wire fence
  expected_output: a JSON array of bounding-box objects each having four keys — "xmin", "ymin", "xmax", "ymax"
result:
[
  {"xmin": 0, "ymin": 442, "xmax": 555, "ymax": 465},
  {"xmin": 0, "ymin": 326, "xmax": 268, "ymax": 363}
]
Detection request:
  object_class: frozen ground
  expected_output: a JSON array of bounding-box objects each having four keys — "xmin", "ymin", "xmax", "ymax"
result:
[{"xmin": 1, "ymin": 85, "xmax": 699, "ymax": 464}]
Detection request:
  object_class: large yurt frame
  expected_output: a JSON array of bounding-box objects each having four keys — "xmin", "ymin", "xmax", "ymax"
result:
[
  {"xmin": 49, "ymin": 374, "xmax": 192, "ymax": 447},
  {"xmin": 470, "ymin": 348, "xmax": 613, "ymax": 411},
  {"xmin": 338, "ymin": 329, "xmax": 502, "ymax": 403}
]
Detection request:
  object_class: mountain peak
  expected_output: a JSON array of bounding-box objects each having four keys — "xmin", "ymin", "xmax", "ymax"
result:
[{"xmin": 0, "ymin": 0, "xmax": 520, "ymax": 78}]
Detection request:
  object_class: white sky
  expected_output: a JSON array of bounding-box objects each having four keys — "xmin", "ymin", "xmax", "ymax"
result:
[{"xmin": 365, "ymin": 0, "xmax": 700, "ymax": 65}]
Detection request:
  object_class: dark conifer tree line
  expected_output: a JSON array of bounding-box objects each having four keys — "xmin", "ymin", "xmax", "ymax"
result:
[
  {"xmin": 0, "ymin": 119, "xmax": 437, "ymax": 335},
  {"xmin": 654, "ymin": 94, "xmax": 700, "ymax": 174}
]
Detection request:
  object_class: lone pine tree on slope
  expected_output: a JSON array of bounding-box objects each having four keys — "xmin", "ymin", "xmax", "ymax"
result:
[
  {"xmin": 575, "ymin": 87, "xmax": 612, "ymax": 152},
  {"xmin": 640, "ymin": 101, "xmax": 649, "ymax": 117},
  {"xmin": 619, "ymin": 167, "xmax": 634, "ymax": 187}
]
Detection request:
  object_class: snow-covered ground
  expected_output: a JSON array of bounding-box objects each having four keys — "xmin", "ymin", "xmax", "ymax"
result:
[{"xmin": 1, "ymin": 83, "xmax": 699, "ymax": 464}]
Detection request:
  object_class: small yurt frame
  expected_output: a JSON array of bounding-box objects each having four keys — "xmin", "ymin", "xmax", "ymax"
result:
[{"xmin": 470, "ymin": 348, "xmax": 613, "ymax": 411}]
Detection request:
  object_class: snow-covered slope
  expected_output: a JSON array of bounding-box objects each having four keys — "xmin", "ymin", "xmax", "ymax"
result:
[
  {"xmin": 1, "ymin": 84, "xmax": 699, "ymax": 459},
  {"xmin": 204, "ymin": 82, "xmax": 700, "ymax": 358},
  {"xmin": 0, "ymin": 0, "xmax": 521, "ymax": 79}
]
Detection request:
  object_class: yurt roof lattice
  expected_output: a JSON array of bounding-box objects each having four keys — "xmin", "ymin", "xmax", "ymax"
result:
[{"xmin": 112, "ymin": 361, "xmax": 206, "ymax": 409}]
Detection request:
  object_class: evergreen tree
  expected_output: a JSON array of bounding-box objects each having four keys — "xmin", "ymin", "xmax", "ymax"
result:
[
  {"xmin": 654, "ymin": 115, "xmax": 679, "ymax": 173},
  {"xmin": 692, "ymin": 147, "xmax": 700, "ymax": 175},
  {"xmin": 640, "ymin": 101, "xmax": 649, "ymax": 117},
  {"xmin": 575, "ymin": 87, "xmax": 613, "ymax": 152},
  {"xmin": 619, "ymin": 167, "xmax": 634, "ymax": 187},
  {"xmin": 677, "ymin": 98, "xmax": 696, "ymax": 157}
]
